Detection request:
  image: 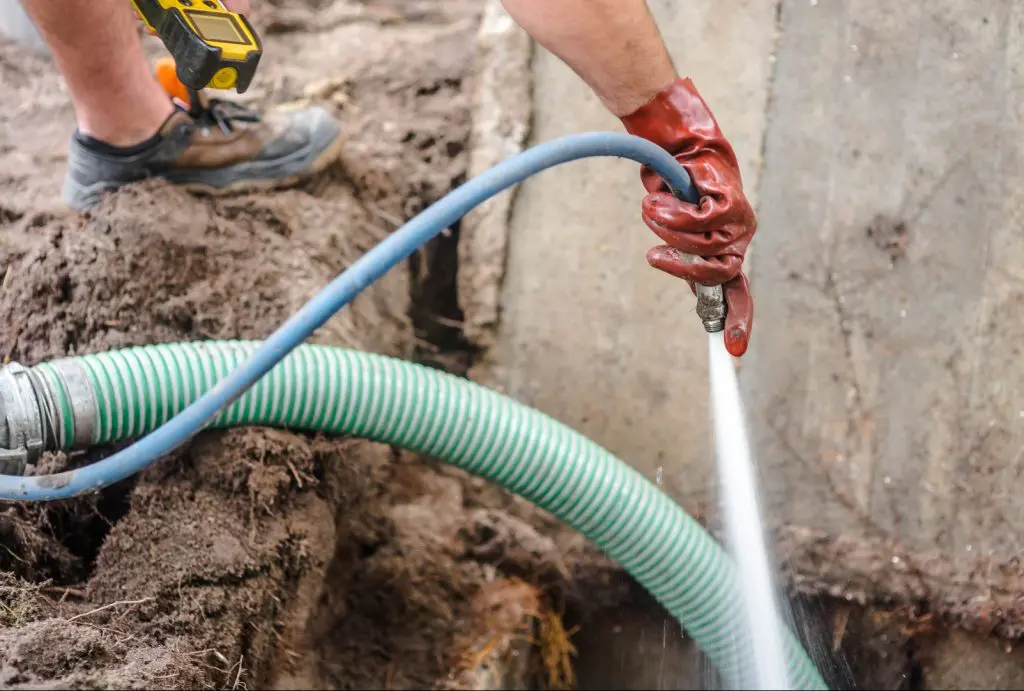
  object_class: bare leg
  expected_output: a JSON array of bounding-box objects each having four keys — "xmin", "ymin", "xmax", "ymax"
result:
[
  {"xmin": 19, "ymin": 0, "xmax": 173, "ymax": 146},
  {"xmin": 16, "ymin": 0, "xmax": 342, "ymax": 211}
]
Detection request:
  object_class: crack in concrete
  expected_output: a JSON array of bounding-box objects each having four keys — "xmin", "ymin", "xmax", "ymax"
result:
[{"xmin": 821, "ymin": 264, "xmax": 877, "ymax": 511}]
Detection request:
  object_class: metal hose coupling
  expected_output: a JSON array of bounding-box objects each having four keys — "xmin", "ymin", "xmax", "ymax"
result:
[
  {"xmin": 695, "ymin": 283, "xmax": 726, "ymax": 333},
  {"xmin": 0, "ymin": 359, "xmax": 94, "ymax": 476},
  {"xmin": 661, "ymin": 242, "xmax": 726, "ymax": 332},
  {"xmin": 0, "ymin": 363, "xmax": 53, "ymax": 475}
]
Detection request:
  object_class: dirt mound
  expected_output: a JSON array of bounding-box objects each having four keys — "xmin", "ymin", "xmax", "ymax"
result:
[{"xmin": 0, "ymin": 2, "xmax": 626, "ymax": 689}]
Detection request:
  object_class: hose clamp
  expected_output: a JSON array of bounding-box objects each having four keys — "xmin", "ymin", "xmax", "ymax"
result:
[
  {"xmin": 0, "ymin": 363, "xmax": 47, "ymax": 476},
  {"xmin": 50, "ymin": 360, "xmax": 97, "ymax": 447}
]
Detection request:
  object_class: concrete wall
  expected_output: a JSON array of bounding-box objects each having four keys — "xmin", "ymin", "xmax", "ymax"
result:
[{"xmin": 748, "ymin": 0, "xmax": 1024, "ymax": 589}]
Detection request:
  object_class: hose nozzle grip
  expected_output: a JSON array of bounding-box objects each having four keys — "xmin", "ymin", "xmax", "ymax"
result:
[{"xmin": 664, "ymin": 169, "xmax": 727, "ymax": 334}]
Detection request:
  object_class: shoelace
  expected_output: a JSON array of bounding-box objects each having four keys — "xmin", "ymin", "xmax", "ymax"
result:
[
  {"xmin": 183, "ymin": 90, "xmax": 262, "ymax": 135},
  {"xmin": 201, "ymin": 97, "xmax": 262, "ymax": 134}
]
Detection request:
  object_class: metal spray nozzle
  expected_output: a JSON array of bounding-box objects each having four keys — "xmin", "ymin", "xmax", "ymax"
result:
[
  {"xmin": 670, "ymin": 249, "xmax": 727, "ymax": 333},
  {"xmin": 664, "ymin": 181, "xmax": 728, "ymax": 334},
  {"xmin": 695, "ymin": 283, "xmax": 726, "ymax": 333}
]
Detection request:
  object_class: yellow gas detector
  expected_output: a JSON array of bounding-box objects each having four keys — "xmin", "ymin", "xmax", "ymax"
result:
[{"xmin": 131, "ymin": 0, "xmax": 262, "ymax": 93}]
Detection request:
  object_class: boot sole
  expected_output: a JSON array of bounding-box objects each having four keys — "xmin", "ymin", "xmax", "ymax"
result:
[{"xmin": 173, "ymin": 130, "xmax": 345, "ymax": 198}]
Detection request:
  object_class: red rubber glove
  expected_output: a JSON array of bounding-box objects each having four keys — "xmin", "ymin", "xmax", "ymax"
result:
[{"xmin": 620, "ymin": 77, "xmax": 755, "ymax": 357}]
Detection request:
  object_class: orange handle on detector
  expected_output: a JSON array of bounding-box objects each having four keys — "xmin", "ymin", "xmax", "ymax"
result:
[{"xmin": 155, "ymin": 56, "xmax": 191, "ymax": 107}]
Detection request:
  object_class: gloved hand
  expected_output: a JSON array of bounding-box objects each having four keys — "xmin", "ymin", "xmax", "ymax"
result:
[{"xmin": 620, "ymin": 77, "xmax": 756, "ymax": 357}]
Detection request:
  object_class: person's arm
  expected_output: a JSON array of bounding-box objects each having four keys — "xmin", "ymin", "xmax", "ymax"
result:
[
  {"xmin": 502, "ymin": 0, "xmax": 757, "ymax": 357},
  {"xmin": 222, "ymin": 0, "xmax": 250, "ymax": 13},
  {"xmin": 500, "ymin": 0, "xmax": 677, "ymax": 117}
]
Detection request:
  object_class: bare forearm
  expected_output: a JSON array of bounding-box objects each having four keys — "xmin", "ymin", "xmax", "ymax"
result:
[{"xmin": 501, "ymin": 0, "xmax": 677, "ymax": 117}]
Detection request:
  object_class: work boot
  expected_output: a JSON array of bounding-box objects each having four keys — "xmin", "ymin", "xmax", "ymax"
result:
[{"xmin": 61, "ymin": 94, "xmax": 343, "ymax": 211}]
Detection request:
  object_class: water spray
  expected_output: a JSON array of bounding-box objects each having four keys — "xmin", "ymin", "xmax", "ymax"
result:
[
  {"xmin": 709, "ymin": 333, "xmax": 791, "ymax": 690},
  {"xmin": 673, "ymin": 151, "xmax": 792, "ymax": 691}
]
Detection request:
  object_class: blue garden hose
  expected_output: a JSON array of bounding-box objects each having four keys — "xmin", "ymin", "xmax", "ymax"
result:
[{"xmin": 0, "ymin": 132, "xmax": 702, "ymax": 502}]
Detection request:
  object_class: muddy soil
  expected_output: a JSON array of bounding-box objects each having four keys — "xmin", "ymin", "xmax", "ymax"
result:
[{"xmin": 0, "ymin": 2, "xmax": 623, "ymax": 688}]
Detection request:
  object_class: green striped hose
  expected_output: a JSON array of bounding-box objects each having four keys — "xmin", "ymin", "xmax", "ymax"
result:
[{"xmin": 33, "ymin": 340, "xmax": 826, "ymax": 690}]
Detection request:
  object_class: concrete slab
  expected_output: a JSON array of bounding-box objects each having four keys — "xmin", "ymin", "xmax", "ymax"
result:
[
  {"xmin": 489, "ymin": 0, "xmax": 778, "ymax": 511},
  {"xmin": 746, "ymin": 0, "xmax": 1024, "ymax": 572}
]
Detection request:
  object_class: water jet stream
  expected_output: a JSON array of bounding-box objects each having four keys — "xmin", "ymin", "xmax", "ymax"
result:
[{"xmin": 709, "ymin": 332, "xmax": 791, "ymax": 690}]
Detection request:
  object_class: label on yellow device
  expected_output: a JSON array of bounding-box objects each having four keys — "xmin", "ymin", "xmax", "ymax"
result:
[{"xmin": 131, "ymin": 0, "xmax": 261, "ymax": 93}]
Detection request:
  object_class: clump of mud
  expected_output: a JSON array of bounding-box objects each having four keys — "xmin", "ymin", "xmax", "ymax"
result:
[{"xmin": 0, "ymin": 2, "xmax": 622, "ymax": 689}]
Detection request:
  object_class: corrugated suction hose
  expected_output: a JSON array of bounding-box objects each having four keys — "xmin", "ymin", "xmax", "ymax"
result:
[{"xmin": 19, "ymin": 340, "xmax": 826, "ymax": 689}]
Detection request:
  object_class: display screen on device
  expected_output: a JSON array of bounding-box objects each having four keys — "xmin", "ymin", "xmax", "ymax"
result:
[{"xmin": 184, "ymin": 10, "xmax": 249, "ymax": 45}]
